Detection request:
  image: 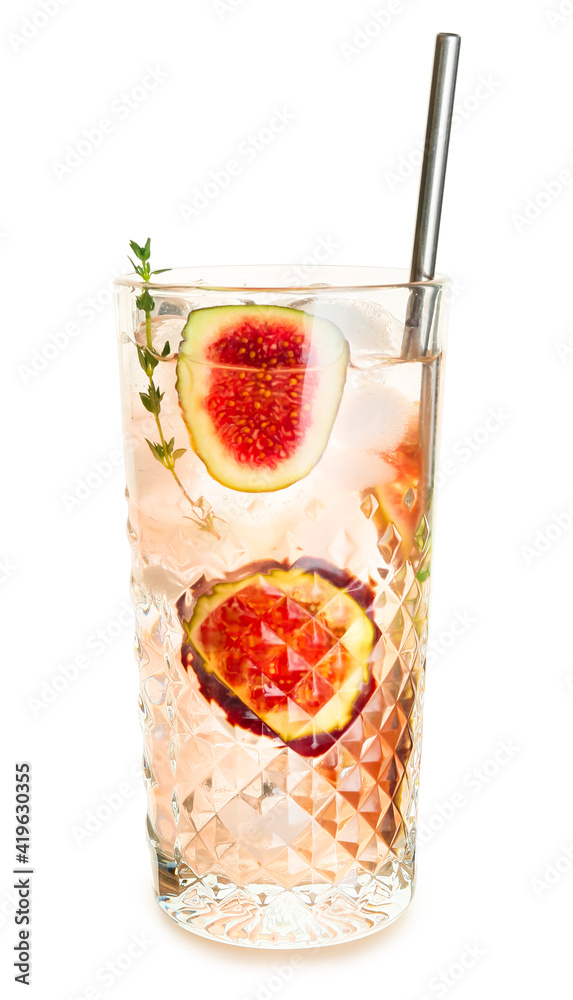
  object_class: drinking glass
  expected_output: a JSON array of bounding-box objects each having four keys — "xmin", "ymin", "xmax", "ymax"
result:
[{"xmin": 114, "ymin": 265, "xmax": 449, "ymax": 948}]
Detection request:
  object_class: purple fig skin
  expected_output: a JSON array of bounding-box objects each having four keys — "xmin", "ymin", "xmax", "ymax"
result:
[{"xmin": 177, "ymin": 559, "xmax": 381, "ymax": 759}]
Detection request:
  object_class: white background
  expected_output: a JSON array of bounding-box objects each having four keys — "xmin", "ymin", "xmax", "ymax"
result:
[{"xmin": 2, "ymin": 0, "xmax": 573, "ymax": 997}]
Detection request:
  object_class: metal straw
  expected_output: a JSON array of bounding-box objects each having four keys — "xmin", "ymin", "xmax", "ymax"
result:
[
  {"xmin": 402, "ymin": 33, "xmax": 461, "ymax": 360},
  {"xmin": 402, "ymin": 32, "xmax": 461, "ymax": 508}
]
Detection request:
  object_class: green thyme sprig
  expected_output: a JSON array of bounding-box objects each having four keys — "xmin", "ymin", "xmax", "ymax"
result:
[
  {"xmin": 129, "ymin": 238, "xmax": 171, "ymax": 351},
  {"xmin": 129, "ymin": 238, "xmax": 220, "ymax": 537}
]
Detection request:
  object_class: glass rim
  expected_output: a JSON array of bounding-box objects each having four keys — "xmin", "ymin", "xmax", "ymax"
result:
[{"xmin": 113, "ymin": 265, "xmax": 450, "ymax": 295}]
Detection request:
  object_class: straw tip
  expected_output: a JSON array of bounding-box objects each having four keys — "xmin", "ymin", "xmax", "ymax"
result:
[{"xmin": 437, "ymin": 32, "xmax": 461, "ymax": 41}]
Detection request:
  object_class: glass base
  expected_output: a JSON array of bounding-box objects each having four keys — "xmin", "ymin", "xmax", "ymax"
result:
[{"xmin": 153, "ymin": 853, "xmax": 415, "ymax": 949}]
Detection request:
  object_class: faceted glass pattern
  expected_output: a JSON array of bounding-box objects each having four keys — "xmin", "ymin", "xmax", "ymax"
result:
[{"xmin": 134, "ymin": 520, "xmax": 430, "ymax": 946}]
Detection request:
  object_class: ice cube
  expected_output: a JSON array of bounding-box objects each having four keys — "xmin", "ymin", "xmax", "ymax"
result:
[
  {"xmin": 332, "ymin": 374, "xmax": 412, "ymax": 454},
  {"xmin": 287, "ymin": 297, "xmax": 403, "ymax": 363},
  {"xmin": 318, "ymin": 440, "xmax": 394, "ymax": 491},
  {"xmin": 158, "ymin": 299, "xmax": 188, "ymax": 317},
  {"xmin": 134, "ymin": 314, "xmax": 187, "ymax": 357}
]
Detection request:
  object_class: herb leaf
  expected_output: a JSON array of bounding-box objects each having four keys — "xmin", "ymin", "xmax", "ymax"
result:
[
  {"xmin": 146, "ymin": 439, "xmax": 164, "ymax": 462},
  {"xmin": 129, "ymin": 239, "xmax": 150, "ymax": 263},
  {"xmin": 136, "ymin": 288, "xmax": 155, "ymax": 314},
  {"xmin": 139, "ymin": 382, "xmax": 164, "ymax": 415}
]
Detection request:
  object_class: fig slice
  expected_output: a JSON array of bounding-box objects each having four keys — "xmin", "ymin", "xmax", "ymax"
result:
[
  {"xmin": 372, "ymin": 412, "xmax": 424, "ymax": 560},
  {"xmin": 179, "ymin": 562, "xmax": 378, "ymax": 756},
  {"xmin": 175, "ymin": 304, "xmax": 348, "ymax": 492}
]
